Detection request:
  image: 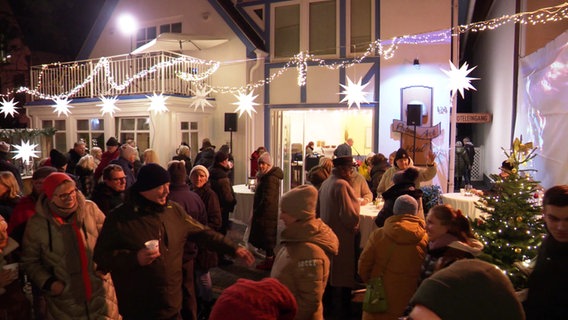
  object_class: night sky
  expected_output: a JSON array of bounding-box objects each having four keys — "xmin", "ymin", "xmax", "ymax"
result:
[{"xmin": 8, "ymin": 0, "xmax": 106, "ymax": 60}]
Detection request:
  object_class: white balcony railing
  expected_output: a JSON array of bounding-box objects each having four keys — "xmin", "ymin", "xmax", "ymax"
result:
[{"xmin": 30, "ymin": 51, "xmax": 212, "ymax": 100}]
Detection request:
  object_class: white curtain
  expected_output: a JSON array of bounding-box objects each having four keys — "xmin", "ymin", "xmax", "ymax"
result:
[{"xmin": 517, "ymin": 30, "xmax": 568, "ymax": 188}]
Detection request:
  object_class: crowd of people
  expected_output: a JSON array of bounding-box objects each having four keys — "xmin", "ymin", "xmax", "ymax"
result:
[{"xmin": 0, "ymin": 136, "xmax": 565, "ymax": 320}]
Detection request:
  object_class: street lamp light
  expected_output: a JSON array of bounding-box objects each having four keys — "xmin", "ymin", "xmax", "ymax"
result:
[{"xmin": 118, "ymin": 14, "xmax": 137, "ymax": 53}]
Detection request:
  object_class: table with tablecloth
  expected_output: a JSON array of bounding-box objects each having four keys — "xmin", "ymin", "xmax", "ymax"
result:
[
  {"xmin": 359, "ymin": 203, "xmax": 382, "ymax": 248},
  {"xmin": 440, "ymin": 193, "xmax": 485, "ymax": 220}
]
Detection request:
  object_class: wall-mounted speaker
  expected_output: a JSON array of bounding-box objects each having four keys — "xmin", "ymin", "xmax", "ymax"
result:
[
  {"xmin": 407, "ymin": 104, "xmax": 422, "ymax": 126},
  {"xmin": 224, "ymin": 113, "xmax": 237, "ymax": 132}
]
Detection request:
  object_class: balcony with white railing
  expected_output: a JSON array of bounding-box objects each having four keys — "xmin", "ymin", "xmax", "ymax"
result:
[{"xmin": 30, "ymin": 51, "xmax": 214, "ymax": 100}]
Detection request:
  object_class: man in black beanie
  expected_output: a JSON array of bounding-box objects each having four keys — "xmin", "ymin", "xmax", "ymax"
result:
[{"xmin": 94, "ymin": 163, "xmax": 254, "ymax": 320}]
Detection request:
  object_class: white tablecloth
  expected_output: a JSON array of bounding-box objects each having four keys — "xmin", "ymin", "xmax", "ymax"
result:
[
  {"xmin": 359, "ymin": 203, "xmax": 381, "ymax": 248},
  {"xmin": 440, "ymin": 193, "xmax": 484, "ymax": 219},
  {"xmin": 232, "ymin": 184, "xmax": 254, "ymax": 224}
]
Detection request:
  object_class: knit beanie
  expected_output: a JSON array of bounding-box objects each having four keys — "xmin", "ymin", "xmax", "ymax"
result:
[
  {"xmin": 332, "ymin": 156, "xmax": 353, "ymax": 167},
  {"xmin": 209, "ymin": 278, "xmax": 297, "ymax": 320},
  {"xmin": 280, "ymin": 185, "xmax": 318, "ymax": 221},
  {"xmin": 393, "ymin": 148, "xmax": 410, "ymax": 167},
  {"xmin": 189, "ymin": 165, "xmax": 210, "ymax": 180},
  {"xmin": 43, "ymin": 172, "xmax": 73, "ymax": 199},
  {"xmin": 132, "ymin": 163, "xmax": 170, "ymax": 192},
  {"xmin": 167, "ymin": 161, "xmax": 187, "ymax": 186},
  {"xmin": 259, "ymin": 152, "xmax": 273, "ymax": 166},
  {"xmin": 214, "ymin": 151, "xmax": 229, "ymax": 164},
  {"xmin": 393, "ymin": 167, "xmax": 419, "ymax": 185},
  {"xmin": 409, "ymin": 259, "xmax": 525, "ymax": 320},
  {"xmin": 49, "ymin": 149, "xmax": 68, "ymax": 168},
  {"xmin": 393, "ymin": 195, "xmax": 418, "ymax": 216}
]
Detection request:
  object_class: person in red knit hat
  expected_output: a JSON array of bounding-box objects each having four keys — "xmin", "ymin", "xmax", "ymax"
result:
[
  {"xmin": 209, "ymin": 278, "xmax": 297, "ymax": 320},
  {"xmin": 20, "ymin": 172, "xmax": 120, "ymax": 319}
]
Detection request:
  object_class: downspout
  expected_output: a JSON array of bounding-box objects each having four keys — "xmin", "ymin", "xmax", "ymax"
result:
[
  {"xmin": 448, "ymin": 0, "xmax": 460, "ymax": 193},
  {"xmin": 246, "ymin": 48, "xmax": 268, "ymax": 178}
]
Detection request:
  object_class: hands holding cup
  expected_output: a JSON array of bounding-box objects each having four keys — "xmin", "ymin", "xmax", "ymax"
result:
[{"xmin": 138, "ymin": 240, "xmax": 161, "ymax": 266}]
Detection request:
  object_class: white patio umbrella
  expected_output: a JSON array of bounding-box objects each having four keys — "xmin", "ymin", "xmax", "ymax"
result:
[{"xmin": 131, "ymin": 33, "xmax": 228, "ymax": 54}]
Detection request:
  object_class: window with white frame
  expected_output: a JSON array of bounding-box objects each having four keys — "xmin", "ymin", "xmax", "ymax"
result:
[
  {"xmin": 76, "ymin": 119, "xmax": 105, "ymax": 150},
  {"xmin": 180, "ymin": 121, "xmax": 199, "ymax": 160},
  {"xmin": 117, "ymin": 117, "xmax": 150, "ymax": 153},
  {"xmin": 136, "ymin": 22, "xmax": 182, "ymax": 48},
  {"xmin": 42, "ymin": 119, "xmax": 66, "ymax": 152},
  {"xmin": 272, "ymin": 0, "xmax": 337, "ymax": 59},
  {"xmin": 349, "ymin": 0, "xmax": 373, "ymax": 53}
]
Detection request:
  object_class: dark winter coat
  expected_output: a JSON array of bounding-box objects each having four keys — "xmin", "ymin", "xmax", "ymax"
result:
[
  {"xmin": 524, "ymin": 235, "xmax": 568, "ymax": 319},
  {"xmin": 208, "ymin": 164, "xmax": 236, "ymax": 213},
  {"xmin": 90, "ymin": 182, "xmax": 125, "ymax": 216},
  {"xmin": 66, "ymin": 149, "xmax": 83, "ymax": 174},
  {"xmin": 370, "ymin": 161, "xmax": 390, "ymax": 198},
  {"xmin": 194, "ymin": 147, "xmax": 215, "ymax": 168},
  {"xmin": 375, "ymin": 182, "xmax": 424, "ymax": 228},
  {"xmin": 93, "ymin": 191, "xmax": 239, "ymax": 320},
  {"xmin": 190, "ymin": 183, "xmax": 223, "ymax": 271},
  {"xmin": 455, "ymin": 147, "xmax": 470, "ymax": 178},
  {"xmin": 249, "ymin": 166, "xmax": 284, "ymax": 251},
  {"xmin": 172, "ymin": 154, "xmax": 192, "ymax": 174}
]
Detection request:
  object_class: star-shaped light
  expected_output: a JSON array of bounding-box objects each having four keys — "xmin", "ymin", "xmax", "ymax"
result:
[
  {"xmin": 189, "ymin": 85, "xmax": 213, "ymax": 111},
  {"xmin": 0, "ymin": 98, "xmax": 19, "ymax": 118},
  {"xmin": 442, "ymin": 60, "xmax": 479, "ymax": 99},
  {"xmin": 11, "ymin": 140, "xmax": 40, "ymax": 165},
  {"xmin": 51, "ymin": 96, "xmax": 74, "ymax": 117},
  {"xmin": 97, "ymin": 96, "xmax": 120, "ymax": 117},
  {"xmin": 232, "ymin": 90, "xmax": 259, "ymax": 118},
  {"xmin": 146, "ymin": 93, "xmax": 169, "ymax": 113},
  {"xmin": 339, "ymin": 77, "xmax": 371, "ymax": 109}
]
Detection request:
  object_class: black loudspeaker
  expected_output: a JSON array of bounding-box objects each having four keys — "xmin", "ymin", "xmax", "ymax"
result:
[
  {"xmin": 407, "ymin": 104, "xmax": 422, "ymax": 126},
  {"xmin": 224, "ymin": 113, "xmax": 237, "ymax": 132}
]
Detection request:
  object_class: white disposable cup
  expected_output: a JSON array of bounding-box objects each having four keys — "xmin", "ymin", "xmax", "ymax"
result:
[
  {"xmin": 144, "ymin": 240, "xmax": 159, "ymax": 253},
  {"xmin": 460, "ymin": 188, "xmax": 466, "ymax": 195}
]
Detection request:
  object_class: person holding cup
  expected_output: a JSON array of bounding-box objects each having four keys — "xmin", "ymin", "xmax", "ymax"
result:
[{"xmin": 94, "ymin": 163, "xmax": 255, "ymax": 320}]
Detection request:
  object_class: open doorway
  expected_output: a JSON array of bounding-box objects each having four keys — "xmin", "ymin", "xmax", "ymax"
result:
[{"xmin": 270, "ymin": 107, "xmax": 374, "ymax": 192}]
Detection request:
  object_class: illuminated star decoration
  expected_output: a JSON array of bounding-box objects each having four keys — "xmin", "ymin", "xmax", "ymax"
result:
[
  {"xmin": 232, "ymin": 90, "xmax": 259, "ymax": 118},
  {"xmin": 339, "ymin": 77, "xmax": 371, "ymax": 109},
  {"xmin": 11, "ymin": 140, "xmax": 40, "ymax": 165},
  {"xmin": 442, "ymin": 60, "xmax": 479, "ymax": 99},
  {"xmin": 0, "ymin": 98, "xmax": 19, "ymax": 118},
  {"xmin": 189, "ymin": 85, "xmax": 213, "ymax": 111},
  {"xmin": 51, "ymin": 96, "xmax": 74, "ymax": 117},
  {"xmin": 97, "ymin": 96, "xmax": 120, "ymax": 117},
  {"xmin": 146, "ymin": 93, "xmax": 169, "ymax": 113}
]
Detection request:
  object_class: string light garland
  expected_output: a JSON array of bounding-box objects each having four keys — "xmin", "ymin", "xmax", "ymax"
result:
[{"xmin": 0, "ymin": 2, "xmax": 564, "ymax": 114}]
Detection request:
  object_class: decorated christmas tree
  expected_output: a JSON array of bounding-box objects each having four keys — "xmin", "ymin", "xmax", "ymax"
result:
[{"xmin": 473, "ymin": 137, "xmax": 546, "ymax": 289}]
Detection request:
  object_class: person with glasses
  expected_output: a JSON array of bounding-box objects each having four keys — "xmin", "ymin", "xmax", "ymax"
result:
[
  {"xmin": 90, "ymin": 164, "xmax": 127, "ymax": 216},
  {"xmin": 20, "ymin": 172, "xmax": 120, "ymax": 319}
]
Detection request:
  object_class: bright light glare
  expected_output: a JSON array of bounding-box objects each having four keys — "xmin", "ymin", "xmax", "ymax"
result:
[{"xmin": 118, "ymin": 14, "xmax": 137, "ymax": 35}]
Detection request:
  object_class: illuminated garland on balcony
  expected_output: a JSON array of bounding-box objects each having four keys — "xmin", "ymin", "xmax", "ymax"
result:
[{"xmin": 0, "ymin": 2, "xmax": 565, "ymax": 113}]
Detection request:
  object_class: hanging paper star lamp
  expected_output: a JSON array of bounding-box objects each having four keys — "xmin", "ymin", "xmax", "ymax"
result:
[
  {"xmin": 189, "ymin": 85, "xmax": 213, "ymax": 111},
  {"xmin": 442, "ymin": 60, "xmax": 479, "ymax": 99},
  {"xmin": 232, "ymin": 90, "xmax": 259, "ymax": 118},
  {"xmin": 51, "ymin": 96, "xmax": 74, "ymax": 117},
  {"xmin": 339, "ymin": 76, "xmax": 371, "ymax": 109},
  {"xmin": 0, "ymin": 97, "xmax": 19, "ymax": 118},
  {"xmin": 146, "ymin": 93, "xmax": 169, "ymax": 113},
  {"xmin": 97, "ymin": 96, "xmax": 120, "ymax": 117},
  {"xmin": 11, "ymin": 140, "xmax": 40, "ymax": 165}
]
